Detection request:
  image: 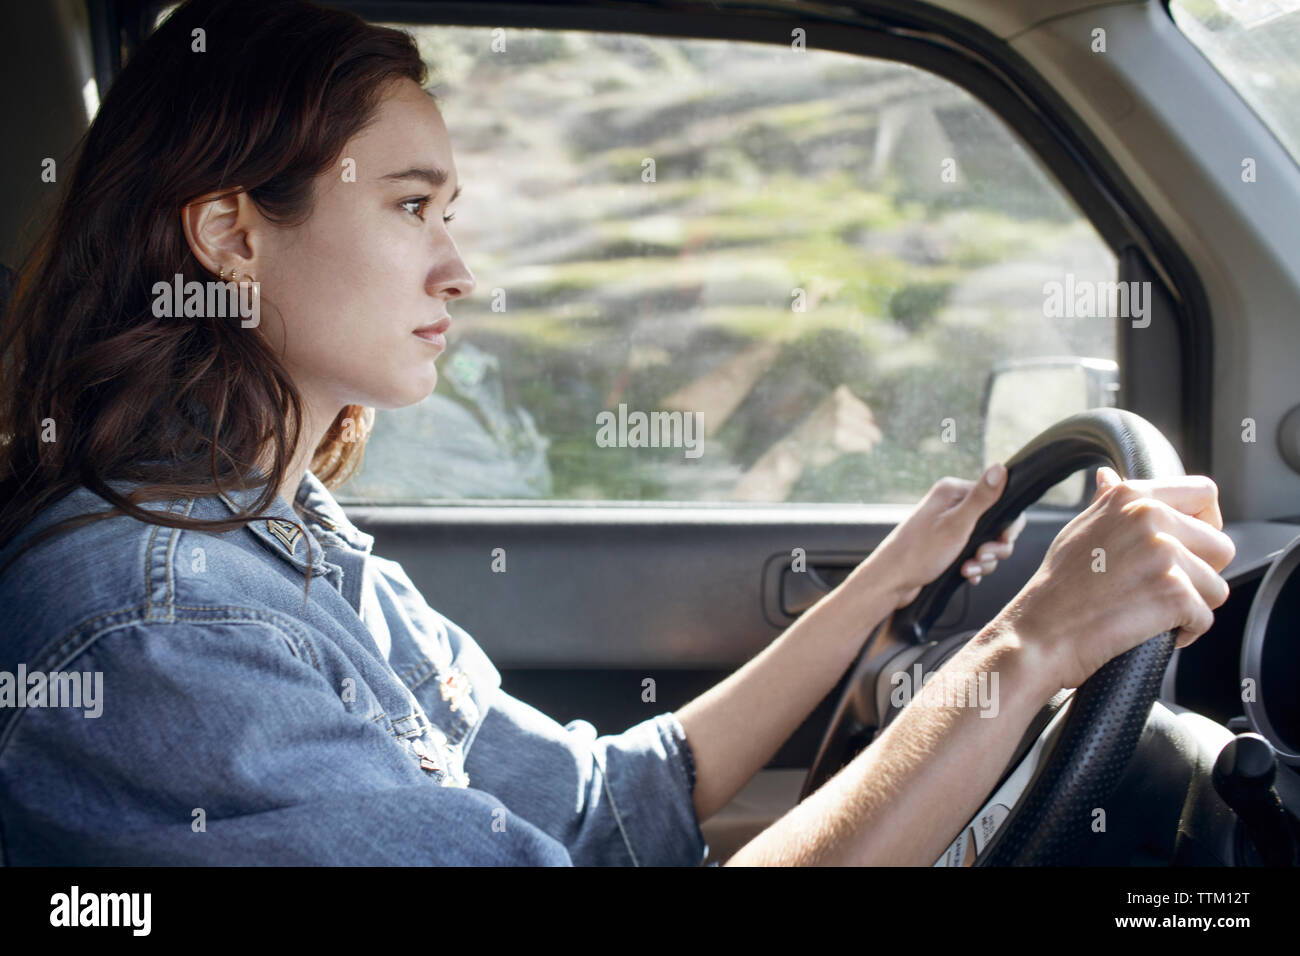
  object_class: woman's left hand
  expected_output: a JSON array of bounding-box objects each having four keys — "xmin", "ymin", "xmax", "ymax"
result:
[{"xmin": 867, "ymin": 462, "xmax": 1028, "ymax": 610}]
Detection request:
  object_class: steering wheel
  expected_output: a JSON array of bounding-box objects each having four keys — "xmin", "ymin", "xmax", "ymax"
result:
[{"xmin": 801, "ymin": 407, "xmax": 1186, "ymax": 865}]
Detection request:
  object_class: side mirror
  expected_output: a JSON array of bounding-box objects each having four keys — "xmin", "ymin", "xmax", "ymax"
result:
[{"xmin": 981, "ymin": 357, "xmax": 1119, "ymax": 507}]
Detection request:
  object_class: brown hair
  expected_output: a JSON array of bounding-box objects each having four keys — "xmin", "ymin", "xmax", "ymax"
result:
[{"xmin": 0, "ymin": 0, "xmax": 429, "ymax": 603}]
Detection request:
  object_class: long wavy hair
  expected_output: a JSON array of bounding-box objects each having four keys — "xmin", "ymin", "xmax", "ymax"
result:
[{"xmin": 0, "ymin": 0, "xmax": 429, "ymax": 601}]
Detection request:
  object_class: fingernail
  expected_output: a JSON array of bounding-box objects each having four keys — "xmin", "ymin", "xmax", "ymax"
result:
[
  {"xmin": 985, "ymin": 463, "xmax": 1005, "ymax": 487},
  {"xmin": 971, "ymin": 574, "xmax": 982, "ymax": 585}
]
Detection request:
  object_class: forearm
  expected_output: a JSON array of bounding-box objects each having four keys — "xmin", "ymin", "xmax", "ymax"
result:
[
  {"xmin": 675, "ymin": 557, "xmax": 902, "ymax": 823},
  {"xmin": 725, "ymin": 618, "xmax": 1062, "ymax": 865}
]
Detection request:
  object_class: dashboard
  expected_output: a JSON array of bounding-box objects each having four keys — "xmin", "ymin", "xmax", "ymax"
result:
[
  {"xmin": 1240, "ymin": 536, "xmax": 1300, "ymax": 766},
  {"xmin": 1166, "ymin": 521, "xmax": 1300, "ymax": 753},
  {"xmin": 1164, "ymin": 519, "xmax": 1300, "ymax": 833}
]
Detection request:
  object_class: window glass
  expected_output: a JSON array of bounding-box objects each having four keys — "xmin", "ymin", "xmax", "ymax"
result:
[
  {"xmin": 1170, "ymin": 0, "xmax": 1300, "ymax": 168},
  {"xmin": 319, "ymin": 26, "xmax": 1119, "ymax": 504}
]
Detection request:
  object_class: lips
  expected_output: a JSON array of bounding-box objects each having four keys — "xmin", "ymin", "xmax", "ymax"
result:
[
  {"xmin": 413, "ymin": 315, "xmax": 451, "ymax": 349},
  {"xmin": 414, "ymin": 316, "xmax": 451, "ymax": 335}
]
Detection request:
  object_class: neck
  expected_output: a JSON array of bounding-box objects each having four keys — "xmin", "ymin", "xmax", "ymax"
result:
[{"xmin": 265, "ymin": 399, "xmax": 342, "ymax": 517}]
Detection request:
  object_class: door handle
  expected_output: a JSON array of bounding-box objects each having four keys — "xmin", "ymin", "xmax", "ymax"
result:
[{"xmin": 780, "ymin": 561, "xmax": 857, "ymax": 616}]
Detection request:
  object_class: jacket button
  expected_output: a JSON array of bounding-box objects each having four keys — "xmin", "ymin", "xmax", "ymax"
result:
[
  {"xmin": 439, "ymin": 669, "xmax": 473, "ymax": 714},
  {"xmin": 411, "ymin": 737, "xmax": 444, "ymax": 780}
]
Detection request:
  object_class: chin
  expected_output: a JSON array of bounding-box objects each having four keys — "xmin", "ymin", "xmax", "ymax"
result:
[
  {"xmin": 382, "ymin": 374, "xmax": 439, "ymax": 410},
  {"xmin": 348, "ymin": 357, "xmax": 440, "ymax": 409}
]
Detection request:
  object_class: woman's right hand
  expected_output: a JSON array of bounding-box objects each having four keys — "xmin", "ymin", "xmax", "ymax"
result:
[{"xmin": 993, "ymin": 465, "xmax": 1236, "ymax": 692}]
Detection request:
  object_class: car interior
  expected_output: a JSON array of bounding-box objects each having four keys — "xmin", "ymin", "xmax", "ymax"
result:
[{"xmin": 2, "ymin": 0, "xmax": 1299, "ymax": 867}]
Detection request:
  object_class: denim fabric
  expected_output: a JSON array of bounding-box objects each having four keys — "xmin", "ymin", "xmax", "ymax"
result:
[{"xmin": 0, "ymin": 470, "xmax": 709, "ymax": 866}]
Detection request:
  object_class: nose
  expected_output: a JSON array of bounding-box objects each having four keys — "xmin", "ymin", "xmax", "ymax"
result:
[
  {"xmin": 437, "ymin": 273, "xmax": 474, "ymax": 301},
  {"xmin": 432, "ymin": 236, "xmax": 476, "ymax": 302}
]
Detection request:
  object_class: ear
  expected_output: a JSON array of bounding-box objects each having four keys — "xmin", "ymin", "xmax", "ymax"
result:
[{"xmin": 180, "ymin": 189, "xmax": 261, "ymax": 279}]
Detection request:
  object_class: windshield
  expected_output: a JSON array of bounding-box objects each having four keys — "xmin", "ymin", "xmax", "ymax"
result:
[{"xmin": 1169, "ymin": 0, "xmax": 1300, "ymax": 165}]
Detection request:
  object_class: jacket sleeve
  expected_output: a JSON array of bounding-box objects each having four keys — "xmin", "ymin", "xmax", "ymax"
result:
[
  {"xmin": 461, "ymin": 679, "xmax": 710, "ymax": 867},
  {"xmin": 370, "ymin": 560, "xmax": 710, "ymax": 868},
  {"xmin": 0, "ymin": 619, "xmax": 572, "ymax": 866}
]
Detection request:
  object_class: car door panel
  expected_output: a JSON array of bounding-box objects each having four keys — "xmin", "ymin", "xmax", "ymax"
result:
[{"xmin": 353, "ymin": 506, "xmax": 1068, "ymax": 807}]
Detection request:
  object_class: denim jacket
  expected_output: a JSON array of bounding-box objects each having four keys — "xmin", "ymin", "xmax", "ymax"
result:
[{"xmin": 0, "ymin": 469, "xmax": 709, "ymax": 866}]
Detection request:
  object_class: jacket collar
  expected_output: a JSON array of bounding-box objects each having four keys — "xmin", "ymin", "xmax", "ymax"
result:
[
  {"xmin": 293, "ymin": 470, "xmax": 375, "ymax": 555},
  {"xmin": 215, "ymin": 467, "xmax": 371, "ymax": 575}
]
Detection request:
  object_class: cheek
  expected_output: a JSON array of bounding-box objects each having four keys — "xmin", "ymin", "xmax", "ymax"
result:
[
  {"xmin": 276, "ymin": 281, "xmax": 439, "ymax": 408},
  {"xmin": 274, "ymin": 229, "xmax": 401, "ymax": 355},
  {"xmin": 263, "ymin": 208, "xmax": 437, "ymax": 404}
]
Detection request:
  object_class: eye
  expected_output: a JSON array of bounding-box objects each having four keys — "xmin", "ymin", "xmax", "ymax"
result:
[
  {"xmin": 400, "ymin": 197, "xmax": 456, "ymax": 225},
  {"xmin": 400, "ymin": 196, "xmax": 432, "ymax": 220}
]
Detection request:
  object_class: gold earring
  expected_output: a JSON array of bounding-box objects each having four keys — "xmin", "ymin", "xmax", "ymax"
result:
[{"xmin": 220, "ymin": 266, "xmax": 257, "ymax": 290}]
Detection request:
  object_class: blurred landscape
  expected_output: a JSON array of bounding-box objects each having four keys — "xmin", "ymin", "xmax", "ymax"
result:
[{"xmin": 338, "ymin": 26, "xmax": 1117, "ymax": 506}]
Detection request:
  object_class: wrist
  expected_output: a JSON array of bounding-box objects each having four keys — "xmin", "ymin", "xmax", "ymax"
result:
[
  {"xmin": 846, "ymin": 548, "xmax": 911, "ymax": 611},
  {"xmin": 970, "ymin": 608, "xmax": 1067, "ymax": 705},
  {"xmin": 830, "ymin": 555, "xmax": 908, "ymax": 638}
]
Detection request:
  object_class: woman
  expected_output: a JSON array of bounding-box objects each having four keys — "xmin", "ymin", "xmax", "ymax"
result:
[{"xmin": 0, "ymin": 0, "xmax": 1234, "ymax": 866}]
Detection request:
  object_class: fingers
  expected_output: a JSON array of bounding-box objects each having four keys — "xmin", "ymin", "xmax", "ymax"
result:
[
  {"xmin": 965, "ymin": 463, "xmax": 1007, "ymax": 513},
  {"xmin": 1101, "ymin": 472, "xmax": 1224, "ymax": 531},
  {"xmin": 1093, "ymin": 466, "xmax": 1121, "ymax": 504},
  {"xmin": 964, "ymin": 545, "xmax": 1002, "ymax": 576},
  {"xmin": 923, "ymin": 476, "xmax": 974, "ymax": 515},
  {"xmin": 932, "ymin": 469, "xmax": 1003, "ymax": 516},
  {"xmin": 963, "ymin": 513, "xmax": 1023, "ymax": 581},
  {"xmin": 1162, "ymin": 536, "xmax": 1232, "ymax": 648},
  {"xmin": 1117, "ymin": 494, "xmax": 1236, "ymax": 573},
  {"xmin": 936, "ymin": 477, "xmax": 974, "ymax": 508},
  {"xmin": 977, "ymin": 540, "xmax": 1015, "ymax": 562},
  {"xmin": 967, "ymin": 513, "xmax": 1023, "ymax": 574},
  {"xmin": 962, "ymin": 543, "xmax": 1007, "ymax": 580}
]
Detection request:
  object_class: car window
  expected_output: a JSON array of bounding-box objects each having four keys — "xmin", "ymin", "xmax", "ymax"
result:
[
  {"xmin": 324, "ymin": 27, "xmax": 1120, "ymax": 505},
  {"xmin": 1169, "ymin": 0, "xmax": 1300, "ymax": 168}
]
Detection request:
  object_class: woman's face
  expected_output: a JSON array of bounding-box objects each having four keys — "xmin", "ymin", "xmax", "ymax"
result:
[{"xmin": 255, "ymin": 78, "xmax": 473, "ymax": 417}]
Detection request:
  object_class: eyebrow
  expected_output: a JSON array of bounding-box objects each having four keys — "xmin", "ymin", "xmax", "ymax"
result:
[{"xmin": 379, "ymin": 166, "xmax": 461, "ymax": 202}]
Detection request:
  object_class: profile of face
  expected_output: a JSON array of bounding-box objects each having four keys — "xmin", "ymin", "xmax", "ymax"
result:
[{"xmin": 183, "ymin": 78, "xmax": 474, "ymax": 424}]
